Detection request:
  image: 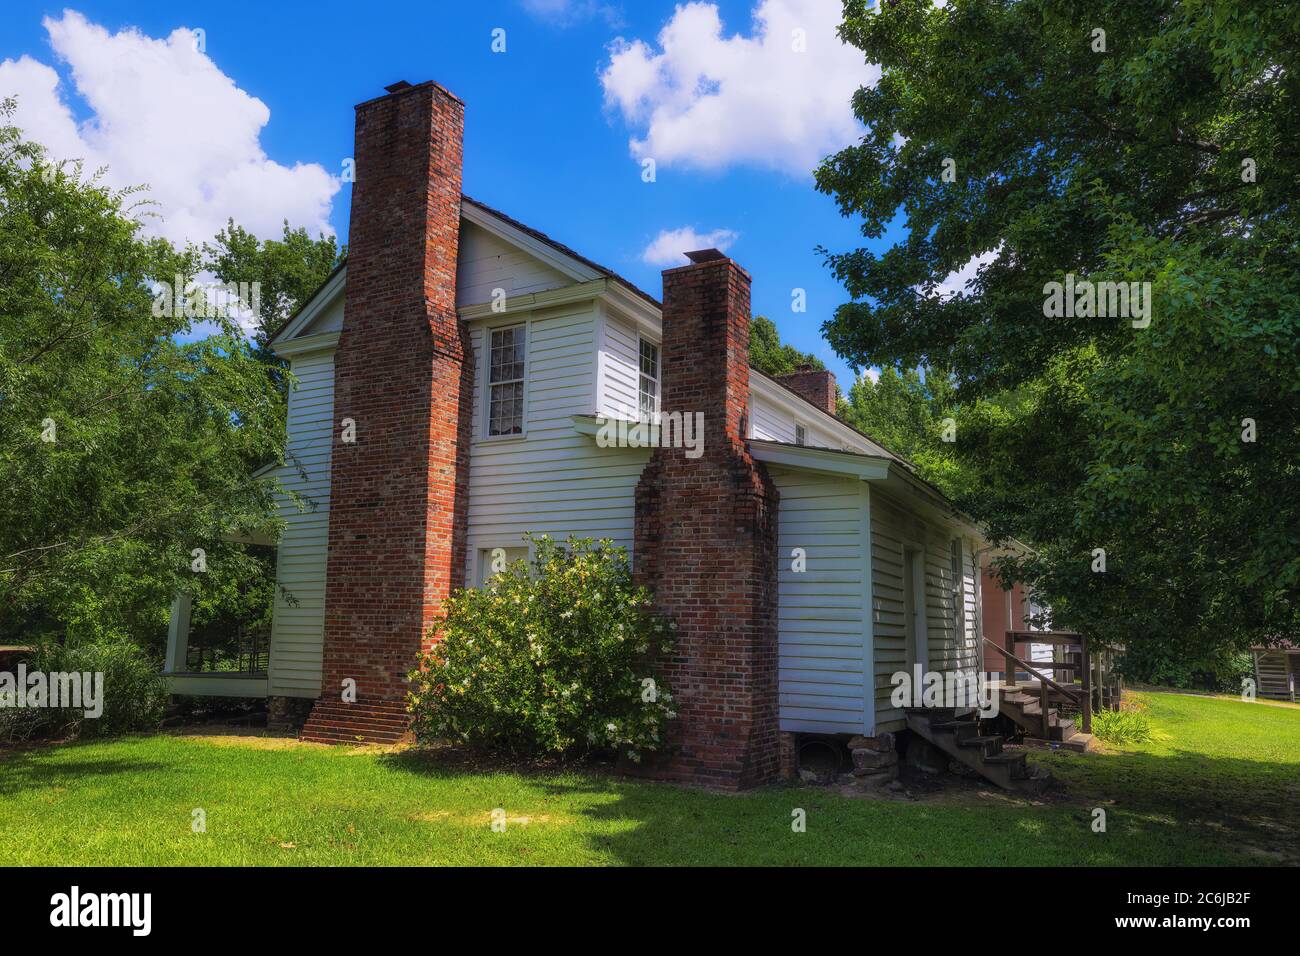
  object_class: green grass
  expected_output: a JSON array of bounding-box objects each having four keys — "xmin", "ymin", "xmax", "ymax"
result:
[
  {"xmin": 1032, "ymin": 691, "xmax": 1300, "ymax": 864},
  {"xmin": 1, "ymin": 691, "xmax": 1295, "ymax": 866}
]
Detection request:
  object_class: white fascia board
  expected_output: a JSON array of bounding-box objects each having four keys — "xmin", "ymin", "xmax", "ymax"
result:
[
  {"xmin": 750, "ymin": 439, "xmax": 891, "ymax": 480},
  {"xmin": 571, "ymin": 413, "xmax": 661, "ymax": 446},
  {"xmin": 273, "ymin": 330, "xmax": 339, "ymax": 357},
  {"xmin": 270, "ymin": 265, "xmax": 346, "ymax": 346}
]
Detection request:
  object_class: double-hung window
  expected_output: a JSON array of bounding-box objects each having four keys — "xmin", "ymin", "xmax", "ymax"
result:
[
  {"xmin": 488, "ymin": 325, "xmax": 525, "ymax": 437},
  {"xmin": 794, "ymin": 423, "xmax": 807, "ymax": 446},
  {"xmin": 638, "ymin": 338, "xmax": 660, "ymax": 420}
]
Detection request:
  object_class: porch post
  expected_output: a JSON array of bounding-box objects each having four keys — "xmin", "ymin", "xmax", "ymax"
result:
[{"xmin": 164, "ymin": 592, "xmax": 192, "ymax": 674}]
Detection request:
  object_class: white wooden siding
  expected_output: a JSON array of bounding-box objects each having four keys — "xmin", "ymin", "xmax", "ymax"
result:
[
  {"xmin": 598, "ymin": 309, "xmax": 643, "ymax": 419},
  {"xmin": 456, "ymin": 222, "xmax": 570, "ymax": 306},
  {"xmin": 771, "ymin": 467, "xmax": 871, "ymax": 734},
  {"xmin": 267, "ymin": 349, "xmax": 335, "ymax": 698},
  {"xmin": 465, "ymin": 302, "xmax": 649, "ymax": 585},
  {"xmin": 751, "ymin": 393, "xmax": 842, "ymax": 450},
  {"xmin": 868, "ymin": 489, "xmax": 980, "ymax": 731}
]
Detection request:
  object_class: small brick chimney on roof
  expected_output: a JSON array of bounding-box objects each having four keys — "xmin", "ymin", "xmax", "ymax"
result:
[
  {"xmin": 632, "ymin": 249, "xmax": 781, "ymax": 788},
  {"xmin": 775, "ymin": 364, "xmax": 838, "ymax": 416},
  {"xmin": 302, "ymin": 80, "xmax": 473, "ymax": 744}
]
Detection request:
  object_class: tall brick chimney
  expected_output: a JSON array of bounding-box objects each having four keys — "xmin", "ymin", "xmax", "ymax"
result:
[
  {"xmin": 775, "ymin": 364, "xmax": 838, "ymax": 416},
  {"xmin": 302, "ymin": 81, "xmax": 472, "ymax": 744},
  {"xmin": 633, "ymin": 249, "xmax": 781, "ymax": 788}
]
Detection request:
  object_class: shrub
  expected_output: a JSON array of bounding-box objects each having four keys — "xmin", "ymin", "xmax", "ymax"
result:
[
  {"xmin": 408, "ymin": 535, "xmax": 675, "ymax": 759},
  {"xmin": 1, "ymin": 637, "xmax": 168, "ymax": 741},
  {"xmin": 1091, "ymin": 706, "xmax": 1153, "ymax": 744},
  {"xmin": 1117, "ymin": 643, "xmax": 1253, "ymax": 692}
]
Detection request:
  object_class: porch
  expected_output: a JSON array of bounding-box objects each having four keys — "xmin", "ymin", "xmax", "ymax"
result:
[{"xmin": 163, "ymin": 591, "xmax": 270, "ymax": 698}]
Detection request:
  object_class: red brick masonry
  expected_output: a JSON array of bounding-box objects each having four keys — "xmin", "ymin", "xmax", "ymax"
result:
[
  {"xmin": 301, "ymin": 83, "xmax": 784, "ymax": 784},
  {"xmin": 302, "ymin": 81, "xmax": 473, "ymax": 744},
  {"xmin": 633, "ymin": 255, "xmax": 782, "ymax": 788}
]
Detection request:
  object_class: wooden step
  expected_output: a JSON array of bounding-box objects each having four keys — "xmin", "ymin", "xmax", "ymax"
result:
[
  {"xmin": 929, "ymin": 720, "xmax": 979, "ymax": 740},
  {"xmin": 957, "ymin": 735, "xmax": 1004, "ymax": 757},
  {"xmin": 904, "ymin": 713, "xmax": 1039, "ymax": 791},
  {"xmin": 983, "ymin": 751, "xmax": 1029, "ymax": 779}
]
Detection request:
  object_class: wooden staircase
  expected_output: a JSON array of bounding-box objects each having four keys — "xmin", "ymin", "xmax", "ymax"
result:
[
  {"xmin": 299, "ymin": 699, "xmax": 412, "ymax": 745},
  {"xmin": 999, "ymin": 685, "xmax": 1094, "ymax": 752},
  {"xmin": 904, "ymin": 708, "xmax": 1044, "ymax": 792}
]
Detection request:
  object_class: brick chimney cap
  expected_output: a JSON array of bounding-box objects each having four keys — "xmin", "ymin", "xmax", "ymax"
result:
[
  {"xmin": 384, "ymin": 80, "xmax": 413, "ymax": 93},
  {"xmin": 684, "ymin": 248, "xmax": 727, "ymax": 263}
]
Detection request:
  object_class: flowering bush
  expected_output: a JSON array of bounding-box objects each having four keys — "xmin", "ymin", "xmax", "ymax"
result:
[{"xmin": 408, "ymin": 535, "xmax": 675, "ymax": 758}]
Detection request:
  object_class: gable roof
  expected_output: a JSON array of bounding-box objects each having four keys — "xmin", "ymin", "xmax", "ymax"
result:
[
  {"xmin": 264, "ymin": 200, "xmax": 913, "ymax": 477},
  {"xmin": 461, "ymin": 196, "xmax": 660, "ymax": 309}
]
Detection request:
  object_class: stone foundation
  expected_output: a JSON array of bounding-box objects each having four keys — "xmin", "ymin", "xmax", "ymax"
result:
[{"xmin": 267, "ymin": 696, "xmax": 313, "ymax": 730}]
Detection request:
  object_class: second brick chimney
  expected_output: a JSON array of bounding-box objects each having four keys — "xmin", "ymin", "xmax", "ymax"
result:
[
  {"xmin": 633, "ymin": 250, "xmax": 781, "ymax": 788},
  {"xmin": 303, "ymin": 81, "xmax": 473, "ymax": 743},
  {"xmin": 775, "ymin": 364, "xmax": 838, "ymax": 416}
]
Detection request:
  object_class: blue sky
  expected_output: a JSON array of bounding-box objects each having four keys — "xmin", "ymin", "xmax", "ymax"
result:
[{"xmin": 0, "ymin": 0, "xmax": 898, "ymax": 386}]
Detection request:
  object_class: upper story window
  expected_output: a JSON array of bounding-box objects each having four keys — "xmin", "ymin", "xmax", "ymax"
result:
[
  {"xmin": 488, "ymin": 325, "xmax": 525, "ymax": 436},
  {"xmin": 638, "ymin": 338, "xmax": 660, "ymax": 420},
  {"xmin": 794, "ymin": 423, "xmax": 807, "ymax": 446}
]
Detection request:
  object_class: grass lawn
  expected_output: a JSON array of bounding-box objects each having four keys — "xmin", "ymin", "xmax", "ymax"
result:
[{"xmin": 0, "ymin": 691, "xmax": 1295, "ymax": 866}]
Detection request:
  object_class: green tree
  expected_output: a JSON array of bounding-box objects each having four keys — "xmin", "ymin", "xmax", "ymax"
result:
[
  {"xmin": 817, "ymin": 1, "xmax": 1299, "ymax": 659},
  {"xmin": 840, "ymin": 365, "xmax": 968, "ymax": 498},
  {"xmin": 748, "ymin": 314, "xmax": 826, "ymax": 377},
  {"xmin": 0, "ymin": 101, "xmax": 284, "ymax": 652},
  {"xmin": 205, "ymin": 219, "xmax": 343, "ymax": 359}
]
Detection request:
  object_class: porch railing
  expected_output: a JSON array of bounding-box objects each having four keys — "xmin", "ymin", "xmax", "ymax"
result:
[{"xmin": 983, "ymin": 630, "xmax": 1092, "ymax": 736}]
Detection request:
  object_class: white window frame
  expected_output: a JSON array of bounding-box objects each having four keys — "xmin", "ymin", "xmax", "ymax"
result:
[
  {"xmin": 638, "ymin": 336, "xmax": 660, "ymax": 421},
  {"xmin": 794, "ymin": 423, "xmax": 807, "ymax": 446},
  {"xmin": 475, "ymin": 544, "xmax": 529, "ymax": 587},
  {"xmin": 483, "ymin": 322, "xmax": 527, "ymax": 440}
]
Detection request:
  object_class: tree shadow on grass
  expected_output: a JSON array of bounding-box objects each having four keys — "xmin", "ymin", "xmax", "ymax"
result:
[
  {"xmin": 0, "ymin": 739, "xmax": 168, "ymax": 799},
  {"xmin": 379, "ymin": 745, "xmax": 1269, "ymax": 866},
  {"xmin": 1033, "ymin": 746, "xmax": 1300, "ymax": 864}
]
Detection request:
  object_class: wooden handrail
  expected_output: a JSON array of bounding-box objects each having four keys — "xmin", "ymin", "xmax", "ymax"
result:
[
  {"xmin": 983, "ymin": 638, "xmax": 1083, "ymax": 702},
  {"xmin": 1005, "ymin": 630, "xmax": 1082, "ymax": 646}
]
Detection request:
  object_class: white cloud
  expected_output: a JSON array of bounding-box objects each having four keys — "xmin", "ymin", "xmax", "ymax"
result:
[
  {"xmin": 599, "ymin": 0, "xmax": 877, "ymax": 175},
  {"xmin": 0, "ymin": 11, "xmax": 339, "ymax": 249},
  {"xmin": 929, "ymin": 246, "xmax": 1001, "ymax": 300},
  {"xmin": 640, "ymin": 226, "xmax": 738, "ymax": 265}
]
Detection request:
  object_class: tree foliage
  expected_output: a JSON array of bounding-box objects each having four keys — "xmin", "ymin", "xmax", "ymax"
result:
[
  {"xmin": 749, "ymin": 314, "xmax": 826, "ymax": 377},
  {"xmin": 817, "ymin": 1, "xmax": 1299, "ymax": 657},
  {"xmin": 205, "ymin": 219, "xmax": 343, "ymax": 358},
  {"xmin": 0, "ymin": 101, "xmax": 285, "ymax": 650},
  {"xmin": 840, "ymin": 365, "xmax": 968, "ymax": 498}
]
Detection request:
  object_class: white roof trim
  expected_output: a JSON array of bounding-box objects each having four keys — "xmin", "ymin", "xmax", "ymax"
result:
[
  {"xmin": 749, "ymin": 371, "xmax": 900, "ymax": 462},
  {"xmin": 273, "ymin": 330, "xmax": 339, "ymax": 357},
  {"xmin": 750, "ymin": 439, "xmax": 891, "ymax": 480},
  {"xmin": 270, "ymin": 265, "xmax": 346, "ymax": 346}
]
